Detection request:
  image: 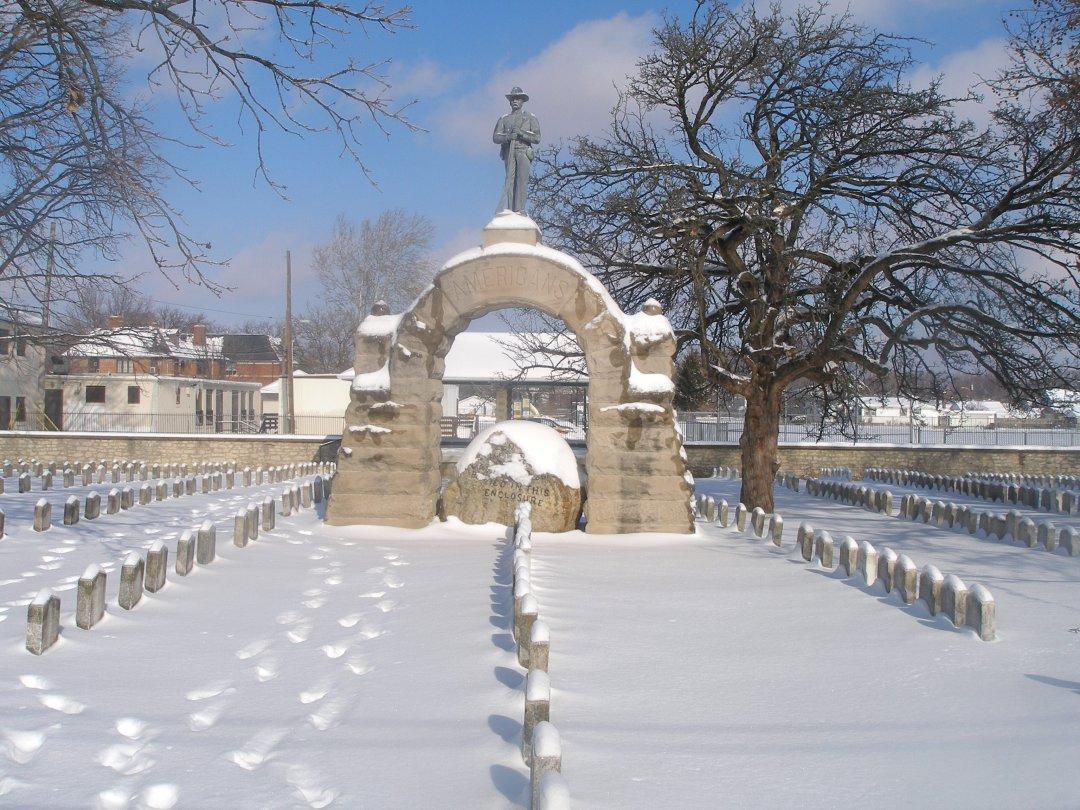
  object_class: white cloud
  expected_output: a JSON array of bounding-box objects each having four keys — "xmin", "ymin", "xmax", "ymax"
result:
[
  {"xmin": 755, "ymin": 0, "xmax": 999, "ymax": 25},
  {"xmin": 435, "ymin": 12, "xmax": 657, "ymax": 155},
  {"xmin": 388, "ymin": 59, "xmax": 464, "ymax": 103},
  {"xmin": 911, "ymin": 37, "xmax": 1011, "ymax": 128}
]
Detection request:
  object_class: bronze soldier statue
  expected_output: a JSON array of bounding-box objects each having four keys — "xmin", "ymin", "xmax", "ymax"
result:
[{"xmin": 493, "ymin": 86, "xmax": 541, "ymax": 213}]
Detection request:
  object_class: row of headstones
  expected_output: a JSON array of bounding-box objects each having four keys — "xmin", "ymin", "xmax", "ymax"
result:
[
  {"xmin": 19, "ymin": 464, "xmax": 321, "ymax": 536},
  {"xmin": 793, "ymin": 522, "xmax": 996, "ymax": 640},
  {"xmin": 820, "ymin": 467, "xmax": 852, "ymax": 481},
  {"xmin": 804, "ymin": 479, "xmax": 894, "ymax": 516},
  {"xmin": 968, "ymin": 471, "xmax": 1079, "ymax": 489},
  {"xmin": 709, "ymin": 467, "xmax": 740, "ymax": 479},
  {"xmin": 3, "ymin": 458, "xmax": 236, "ymax": 481},
  {"xmin": 26, "ymin": 475, "xmax": 332, "ymax": 655},
  {"xmin": 511, "ymin": 503, "xmax": 569, "ymax": 810},
  {"xmin": 698, "ymin": 491, "xmax": 997, "ymax": 641},
  {"xmin": 778, "ymin": 473, "xmax": 801, "ymax": 492},
  {"xmin": 1, "ymin": 460, "xmax": 334, "ymax": 496},
  {"xmin": 694, "ymin": 494, "xmax": 784, "ymax": 544},
  {"xmin": 899, "ymin": 495, "xmax": 1080, "ymax": 556},
  {"xmin": 864, "ymin": 467, "xmax": 1079, "ymax": 515}
]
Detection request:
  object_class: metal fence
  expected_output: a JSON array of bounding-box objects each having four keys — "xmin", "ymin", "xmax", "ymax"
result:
[{"xmin": 7, "ymin": 410, "xmax": 1080, "ymax": 446}]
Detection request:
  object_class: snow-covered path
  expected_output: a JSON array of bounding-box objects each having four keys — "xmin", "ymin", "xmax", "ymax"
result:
[
  {"xmin": 0, "ymin": 487, "xmax": 527, "ymax": 807},
  {"xmin": 531, "ymin": 479, "xmax": 1080, "ymax": 809}
]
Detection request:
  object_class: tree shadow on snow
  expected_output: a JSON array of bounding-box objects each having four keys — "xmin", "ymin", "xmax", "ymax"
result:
[{"xmin": 1025, "ymin": 674, "xmax": 1080, "ymax": 695}]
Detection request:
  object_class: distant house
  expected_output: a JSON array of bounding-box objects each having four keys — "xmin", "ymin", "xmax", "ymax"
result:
[
  {"xmin": 942, "ymin": 400, "xmax": 1011, "ymax": 428},
  {"xmin": 0, "ymin": 311, "xmax": 51, "ymax": 429},
  {"xmin": 51, "ymin": 318, "xmax": 263, "ymax": 432},
  {"xmin": 857, "ymin": 396, "xmax": 941, "ymax": 427},
  {"xmin": 208, "ymin": 333, "xmax": 284, "ymax": 386}
]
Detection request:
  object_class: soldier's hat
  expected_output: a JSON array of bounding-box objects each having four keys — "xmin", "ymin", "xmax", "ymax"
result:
[{"xmin": 505, "ymin": 86, "xmax": 529, "ymax": 101}]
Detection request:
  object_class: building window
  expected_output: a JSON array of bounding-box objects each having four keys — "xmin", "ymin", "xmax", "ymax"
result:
[
  {"xmin": 86, "ymin": 385, "xmax": 106, "ymax": 404},
  {"xmin": 14, "ymin": 396, "xmax": 25, "ymax": 422},
  {"xmin": 0, "ymin": 396, "xmax": 10, "ymax": 427},
  {"xmin": 117, "ymin": 359, "xmax": 133, "ymax": 373},
  {"xmin": 195, "ymin": 389, "xmax": 203, "ymax": 425},
  {"xmin": 88, "ymin": 357, "xmax": 100, "ymax": 372},
  {"xmin": 127, "ymin": 386, "xmax": 140, "ymax": 404},
  {"xmin": 176, "ymin": 386, "xmax": 181, "ymax": 405}
]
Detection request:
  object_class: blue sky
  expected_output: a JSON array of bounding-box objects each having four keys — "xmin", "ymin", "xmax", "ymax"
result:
[{"xmin": 119, "ymin": 0, "xmax": 1020, "ymax": 326}]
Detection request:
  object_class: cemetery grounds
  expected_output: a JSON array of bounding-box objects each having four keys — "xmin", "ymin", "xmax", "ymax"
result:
[{"xmin": 0, "ymin": 465, "xmax": 1079, "ymax": 807}]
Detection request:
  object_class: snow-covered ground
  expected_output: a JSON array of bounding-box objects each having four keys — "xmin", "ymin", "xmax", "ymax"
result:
[{"xmin": 3, "ymin": 471, "xmax": 1079, "ymax": 807}]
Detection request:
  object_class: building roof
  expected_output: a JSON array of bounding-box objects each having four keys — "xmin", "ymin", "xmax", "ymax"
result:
[
  {"xmin": 208, "ymin": 334, "xmax": 282, "ymax": 364},
  {"xmin": 338, "ymin": 332, "xmax": 587, "ymax": 384},
  {"xmin": 64, "ymin": 327, "xmax": 224, "ymax": 360}
]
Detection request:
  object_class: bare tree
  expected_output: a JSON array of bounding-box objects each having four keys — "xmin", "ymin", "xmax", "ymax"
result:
[
  {"xmin": 532, "ymin": 1, "xmax": 1080, "ymax": 511},
  {"xmin": 1, "ymin": 1, "xmax": 416, "ymax": 329},
  {"xmin": 299, "ymin": 210, "xmax": 436, "ymax": 372}
]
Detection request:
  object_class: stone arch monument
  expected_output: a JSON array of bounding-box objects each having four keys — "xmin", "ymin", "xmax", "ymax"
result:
[{"xmin": 325, "ymin": 212, "xmax": 693, "ymax": 534}]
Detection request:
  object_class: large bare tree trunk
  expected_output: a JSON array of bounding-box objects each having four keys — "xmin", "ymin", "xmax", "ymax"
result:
[{"xmin": 739, "ymin": 383, "xmax": 781, "ymax": 513}]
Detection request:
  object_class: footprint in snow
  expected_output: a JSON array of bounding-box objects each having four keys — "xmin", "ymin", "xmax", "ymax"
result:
[
  {"xmin": 38, "ymin": 694, "xmax": 85, "ymax": 715},
  {"xmin": 323, "ymin": 575, "xmax": 343, "ymax": 587},
  {"xmin": 382, "ymin": 553, "xmax": 400, "ymax": 561},
  {"xmin": 94, "ymin": 787, "xmax": 130, "ymax": 810},
  {"xmin": 389, "ymin": 560, "xmax": 410, "ymax": 567},
  {"xmin": 116, "ymin": 718, "xmax": 148, "ymax": 740},
  {"xmin": 2, "ymin": 725, "xmax": 57, "ymax": 764},
  {"xmin": 285, "ymin": 764, "xmax": 339, "ymax": 809},
  {"xmin": 308, "ymin": 697, "xmax": 345, "ymax": 731},
  {"xmin": 140, "ymin": 783, "xmax": 180, "ymax": 810},
  {"xmin": 188, "ymin": 703, "xmax": 227, "ymax": 732},
  {"xmin": 225, "ymin": 727, "xmax": 288, "ymax": 771},
  {"xmin": 18, "ymin": 674, "xmax": 51, "ymax": 690},
  {"xmin": 255, "ymin": 657, "xmax": 280, "ymax": 683},
  {"xmin": 365, "ymin": 566, "xmax": 386, "ymax": 575},
  {"xmin": 235, "ymin": 639, "xmax": 271, "ymax": 660},
  {"xmin": 297, "ymin": 530, "xmax": 314, "ymax": 536},
  {"xmin": 357, "ymin": 625, "xmax": 385, "ymax": 641},
  {"xmin": 375, "ymin": 600, "xmax": 396, "ymax": 613},
  {"xmin": 337, "ymin": 613, "xmax": 361, "ymax": 628},
  {"xmin": 320, "ymin": 642, "xmax": 349, "ymax": 659},
  {"xmin": 345, "ymin": 657, "xmax": 374, "ymax": 676},
  {"xmin": 48, "ymin": 547, "xmax": 77, "ymax": 554},
  {"xmin": 276, "ymin": 610, "xmax": 303, "ymax": 625},
  {"xmin": 144, "ymin": 528, "xmax": 161, "ymax": 535},
  {"xmin": 286, "ymin": 623, "xmax": 312, "ymax": 644},
  {"xmin": 298, "ymin": 684, "xmax": 329, "ymax": 704},
  {"xmin": 308, "ymin": 554, "xmax": 325, "ymax": 561},
  {"xmin": 37, "ymin": 562, "xmax": 61, "ymax": 571},
  {"xmin": 97, "ymin": 742, "xmax": 155, "ymax": 775},
  {"xmin": 302, "ymin": 596, "xmax": 326, "ymax": 610},
  {"xmin": 185, "ymin": 681, "xmax": 235, "ymax": 701},
  {"xmin": 382, "ymin": 573, "xmax": 404, "ymax": 589}
]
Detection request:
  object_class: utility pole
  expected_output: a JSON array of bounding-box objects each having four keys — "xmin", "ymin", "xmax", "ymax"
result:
[
  {"xmin": 282, "ymin": 250, "xmax": 295, "ymax": 434},
  {"xmin": 42, "ymin": 222, "xmax": 55, "ymax": 328}
]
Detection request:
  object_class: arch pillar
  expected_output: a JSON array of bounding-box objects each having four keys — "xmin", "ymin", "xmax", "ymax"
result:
[{"xmin": 326, "ymin": 213, "xmax": 693, "ymax": 534}]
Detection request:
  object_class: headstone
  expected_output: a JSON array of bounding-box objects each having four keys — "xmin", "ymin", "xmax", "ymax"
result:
[
  {"xmin": 175, "ymin": 531, "xmax": 195, "ymax": 576},
  {"xmin": 145, "ymin": 542, "xmax": 168, "ymax": 593},
  {"xmin": 1038, "ymin": 522, "xmax": 1057, "ymax": 551},
  {"xmin": 313, "ymin": 475, "xmax": 324, "ymax": 503},
  {"xmin": 919, "ymin": 565, "xmax": 944, "ymax": 615},
  {"xmin": 172, "ymin": 480, "xmax": 183, "ymax": 498},
  {"xmin": 941, "ymin": 575, "xmax": 968, "ymax": 629},
  {"xmin": 280, "ymin": 490, "xmax": 292, "ymax": 517},
  {"xmin": 718, "ymin": 500, "xmax": 729, "ymax": 528},
  {"xmin": 522, "ymin": 669, "xmax": 551, "ymax": 764},
  {"xmin": 63, "ymin": 496, "xmax": 79, "ymax": 525},
  {"xmin": 33, "ymin": 498, "xmax": 51, "ymax": 532},
  {"xmin": 440, "ymin": 422, "xmax": 583, "ymax": 532},
  {"xmin": 877, "ymin": 547, "xmax": 898, "ymax": 592},
  {"xmin": 750, "ymin": 507, "xmax": 766, "ymax": 538},
  {"xmin": 196, "ymin": 520, "xmax": 216, "ymax": 564},
  {"xmin": 530, "ymin": 722, "xmax": 562, "ymax": 810},
  {"xmin": 247, "ymin": 504, "xmax": 259, "ymax": 541},
  {"xmin": 797, "ymin": 522, "xmax": 814, "ymax": 562},
  {"xmin": 185, "ymin": 476, "xmax": 196, "ymax": 496},
  {"xmin": 76, "ymin": 565, "xmax": 106, "ymax": 629},
  {"xmin": 18, "ymin": 473, "xmax": 30, "ymax": 493},
  {"xmin": 812, "ymin": 530, "xmax": 834, "ymax": 568},
  {"xmin": 155, "ymin": 481, "xmax": 167, "ymax": 501},
  {"xmin": 118, "ymin": 552, "xmax": 145, "ymax": 610},
  {"xmin": 41, "ymin": 471, "xmax": 52, "ymax": 490},
  {"xmin": 26, "ymin": 589, "xmax": 60, "ymax": 654},
  {"xmin": 85, "ymin": 492, "xmax": 101, "ymax": 520},
  {"xmin": 967, "ymin": 584, "xmax": 996, "ymax": 641},
  {"xmin": 517, "ymin": 595, "xmax": 538, "ymax": 666},
  {"xmin": 120, "ymin": 487, "xmax": 134, "ymax": 510},
  {"xmin": 63, "ymin": 469, "xmax": 74, "ymax": 488},
  {"xmin": 894, "ymin": 555, "xmax": 918, "ymax": 604},
  {"xmin": 838, "ymin": 536, "xmax": 858, "ymax": 576},
  {"xmin": 769, "ymin": 514, "xmax": 783, "ymax": 546},
  {"xmin": 262, "ymin": 498, "xmax": 275, "ymax": 531},
  {"xmin": 1017, "ymin": 517, "xmax": 1037, "ymax": 548},
  {"xmin": 529, "ymin": 620, "xmax": 550, "ymax": 673},
  {"xmin": 735, "ymin": 504, "xmax": 748, "ymax": 532},
  {"xmin": 233, "ymin": 510, "xmax": 249, "ymax": 548}
]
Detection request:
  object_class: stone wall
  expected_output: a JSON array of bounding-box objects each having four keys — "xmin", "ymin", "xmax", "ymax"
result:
[
  {"xmin": 3, "ymin": 431, "xmax": 1077, "ymax": 480},
  {"xmin": 685, "ymin": 443, "xmax": 1080, "ymax": 479},
  {"xmin": 0, "ymin": 431, "xmax": 340, "ymax": 466}
]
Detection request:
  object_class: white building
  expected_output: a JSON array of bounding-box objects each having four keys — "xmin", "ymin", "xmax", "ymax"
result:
[
  {"xmin": 48, "ymin": 374, "xmax": 262, "ymax": 433},
  {"xmin": 0, "ymin": 312, "xmax": 49, "ymax": 429},
  {"xmin": 857, "ymin": 396, "xmax": 942, "ymax": 427},
  {"xmin": 942, "ymin": 400, "xmax": 1011, "ymax": 428}
]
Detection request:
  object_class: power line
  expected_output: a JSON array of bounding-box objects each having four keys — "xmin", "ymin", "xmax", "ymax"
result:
[{"xmin": 145, "ymin": 297, "xmax": 278, "ymax": 320}]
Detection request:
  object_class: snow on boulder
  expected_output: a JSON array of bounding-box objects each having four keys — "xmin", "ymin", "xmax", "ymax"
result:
[{"xmin": 439, "ymin": 420, "xmax": 582, "ymax": 532}]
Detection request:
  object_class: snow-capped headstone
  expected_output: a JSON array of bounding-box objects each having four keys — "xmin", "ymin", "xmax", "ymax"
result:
[{"xmin": 439, "ymin": 421, "xmax": 582, "ymax": 533}]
